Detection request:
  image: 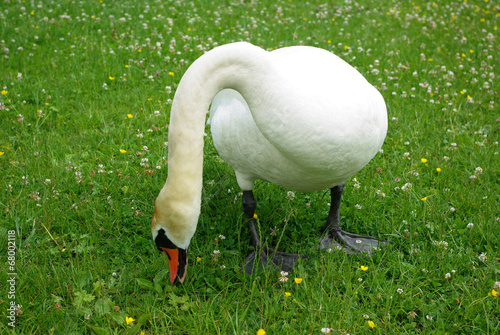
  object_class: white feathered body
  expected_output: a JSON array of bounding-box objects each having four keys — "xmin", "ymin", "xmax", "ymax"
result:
[{"xmin": 209, "ymin": 46, "xmax": 387, "ymax": 192}]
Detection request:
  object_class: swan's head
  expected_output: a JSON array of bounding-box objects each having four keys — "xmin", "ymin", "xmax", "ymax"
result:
[{"xmin": 151, "ymin": 197, "xmax": 198, "ymax": 284}]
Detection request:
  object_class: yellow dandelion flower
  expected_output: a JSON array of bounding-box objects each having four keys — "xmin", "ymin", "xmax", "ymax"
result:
[
  {"xmin": 257, "ymin": 329, "xmax": 266, "ymax": 335},
  {"xmin": 436, "ymin": 167, "xmax": 441, "ymax": 172},
  {"xmin": 467, "ymin": 95, "xmax": 472, "ymax": 100},
  {"xmin": 0, "ymin": 152, "xmax": 4, "ymax": 156},
  {"xmin": 120, "ymin": 149, "xmax": 127, "ymax": 154},
  {"xmin": 138, "ymin": 49, "xmax": 142, "ymax": 53},
  {"xmin": 109, "ymin": 76, "xmax": 115, "ymax": 81},
  {"xmin": 125, "ymin": 65, "xmax": 129, "ymax": 68},
  {"xmin": 421, "ymin": 158, "xmax": 427, "ymax": 163},
  {"xmin": 125, "ymin": 316, "xmax": 135, "ymax": 325},
  {"xmin": 169, "ymin": 71, "xmax": 174, "ymax": 76},
  {"xmin": 421, "ymin": 197, "xmax": 427, "ymax": 201},
  {"xmin": 1, "ymin": 90, "xmax": 7, "ymax": 95},
  {"xmin": 294, "ymin": 278, "xmax": 303, "ymax": 284},
  {"xmin": 428, "ymin": 58, "xmax": 433, "ymax": 62},
  {"xmin": 253, "ymin": 213, "xmax": 258, "ymax": 219},
  {"xmin": 285, "ymin": 292, "xmax": 291, "ymax": 297},
  {"xmin": 196, "ymin": 257, "xmax": 202, "ymax": 262},
  {"xmin": 492, "ymin": 289, "xmax": 498, "ymax": 297},
  {"xmin": 368, "ymin": 320, "xmax": 376, "ymax": 328},
  {"xmin": 127, "ymin": 114, "xmax": 133, "ymax": 118},
  {"xmin": 360, "ymin": 266, "xmax": 368, "ymax": 271}
]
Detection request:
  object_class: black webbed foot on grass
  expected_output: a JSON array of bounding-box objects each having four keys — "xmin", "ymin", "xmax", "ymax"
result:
[
  {"xmin": 317, "ymin": 183, "xmax": 391, "ymax": 254},
  {"xmin": 241, "ymin": 191, "xmax": 307, "ymax": 275}
]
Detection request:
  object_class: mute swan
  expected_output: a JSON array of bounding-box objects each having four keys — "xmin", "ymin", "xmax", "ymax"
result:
[{"xmin": 151, "ymin": 42, "xmax": 388, "ymax": 284}]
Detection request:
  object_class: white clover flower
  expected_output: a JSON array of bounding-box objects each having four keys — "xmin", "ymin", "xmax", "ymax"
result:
[{"xmin": 478, "ymin": 252, "xmax": 487, "ymax": 262}]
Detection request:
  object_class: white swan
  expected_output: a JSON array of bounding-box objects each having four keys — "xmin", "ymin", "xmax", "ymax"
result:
[{"xmin": 151, "ymin": 42, "xmax": 388, "ymax": 284}]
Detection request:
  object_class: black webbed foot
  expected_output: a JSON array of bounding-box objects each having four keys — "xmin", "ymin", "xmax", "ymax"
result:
[
  {"xmin": 317, "ymin": 183, "xmax": 391, "ymax": 254},
  {"xmin": 241, "ymin": 191, "xmax": 307, "ymax": 275},
  {"xmin": 243, "ymin": 242, "xmax": 306, "ymax": 275},
  {"xmin": 318, "ymin": 228, "xmax": 390, "ymax": 254}
]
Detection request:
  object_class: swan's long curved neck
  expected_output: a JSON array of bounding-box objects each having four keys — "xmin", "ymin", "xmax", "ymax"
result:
[{"xmin": 153, "ymin": 43, "xmax": 270, "ymax": 248}]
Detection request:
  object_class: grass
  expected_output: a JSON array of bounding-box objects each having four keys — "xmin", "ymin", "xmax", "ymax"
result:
[{"xmin": 0, "ymin": 0, "xmax": 499, "ymax": 333}]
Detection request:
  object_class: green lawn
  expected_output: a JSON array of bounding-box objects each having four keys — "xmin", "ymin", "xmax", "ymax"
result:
[{"xmin": 1, "ymin": 0, "xmax": 499, "ymax": 334}]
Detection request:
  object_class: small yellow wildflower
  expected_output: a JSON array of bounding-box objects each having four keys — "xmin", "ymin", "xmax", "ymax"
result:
[
  {"xmin": 492, "ymin": 289, "xmax": 498, "ymax": 297},
  {"xmin": 368, "ymin": 320, "xmax": 376, "ymax": 328},
  {"xmin": 1, "ymin": 90, "xmax": 7, "ymax": 95},
  {"xmin": 285, "ymin": 292, "xmax": 291, "ymax": 297},
  {"xmin": 0, "ymin": 152, "xmax": 4, "ymax": 156},
  {"xmin": 253, "ymin": 213, "xmax": 258, "ymax": 219},
  {"xmin": 360, "ymin": 266, "xmax": 368, "ymax": 271},
  {"xmin": 45, "ymin": 102, "xmax": 49, "ymax": 106},
  {"xmin": 257, "ymin": 329, "xmax": 266, "ymax": 335},
  {"xmin": 138, "ymin": 49, "xmax": 142, "ymax": 53},
  {"xmin": 421, "ymin": 197, "xmax": 427, "ymax": 201},
  {"xmin": 109, "ymin": 76, "xmax": 115, "ymax": 81},
  {"xmin": 294, "ymin": 278, "xmax": 303, "ymax": 284},
  {"xmin": 467, "ymin": 95, "xmax": 472, "ymax": 100},
  {"xmin": 169, "ymin": 71, "xmax": 174, "ymax": 76},
  {"xmin": 428, "ymin": 58, "xmax": 433, "ymax": 62},
  {"xmin": 125, "ymin": 316, "xmax": 135, "ymax": 325},
  {"xmin": 436, "ymin": 167, "xmax": 441, "ymax": 172},
  {"xmin": 421, "ymin": 158, "xmax": 427, "ymax": 163},
  {"xmin": 125, "ymin": 65, "xmax": 129, "ymax": 68},
  {"xmin": 120, "ymin": 149, "xmax": 127, "ymax": 154},
  {"xmin": 196, "ymin": 257, "xmax": 202, "ymax": 262},
  {"xmin": 127, "ymin": 114, "xmax": 133, "ymax": 118}
]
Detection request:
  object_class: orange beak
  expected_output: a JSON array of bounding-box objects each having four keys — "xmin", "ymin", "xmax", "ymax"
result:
[{"xmin": 160, "ymin": 247, "xmax": 188, "ymax": 284}]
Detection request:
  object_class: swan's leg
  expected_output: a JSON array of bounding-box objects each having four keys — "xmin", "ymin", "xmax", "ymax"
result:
[
  {"xmin": 242, "ymin": 190, "xmax": 307, "ymax": 275},
  {"xmin": 318, "ymin": 183, "xmax": 391, "ymax": 254}
]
